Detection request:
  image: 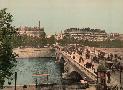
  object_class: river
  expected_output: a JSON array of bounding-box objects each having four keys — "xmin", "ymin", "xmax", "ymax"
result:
[
  {"xmin": 4, "ymin": 57, "xmax": 62, "ymax": 86},
  {"xmin": 3, "ymin": 58, "xmax": 97, "ymax": 90}
]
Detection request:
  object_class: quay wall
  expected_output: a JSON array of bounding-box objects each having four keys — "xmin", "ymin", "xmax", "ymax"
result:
[
  {"xmin": 95, "ymin": 48, "xmax": 123, "ymax": 56},
  {"xmin": 13, "ymin": 48, "xmax": 55, "ymax": 58},
  {"xmin": 2, "ymin": 84, "xmax": 96, "ymax": 90}
]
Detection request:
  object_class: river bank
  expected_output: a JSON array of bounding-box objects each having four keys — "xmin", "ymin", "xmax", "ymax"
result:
[
  {"xmin": 3, "ymin": 84, "xmax": 96, "ymax": 90},
  {"xmin": 95, "ymin": 48, "xmax": 123, "ymax": 56},
  {"xmin": 13, "ymin": 48, "xmax": 55, "ymax": 58}
]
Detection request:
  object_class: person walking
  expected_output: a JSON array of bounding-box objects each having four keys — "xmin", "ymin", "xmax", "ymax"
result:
[{"xmin": 107, "ymin": 71, "xmax": 111, "ymax": 83}]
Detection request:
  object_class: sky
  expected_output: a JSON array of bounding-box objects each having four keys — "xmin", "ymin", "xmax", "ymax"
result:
[{"xmin": 0, "ymin": 0, "xmax": 123, "ymax": 35}]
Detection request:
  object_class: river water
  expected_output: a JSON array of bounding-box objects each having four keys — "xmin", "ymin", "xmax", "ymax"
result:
[
  {"xmin": 4, "ymin": 57, "xmax": 62, "ymax": 86},
  {"xmin": 3, "ymin": 58, "xmax": 97, "ymax": 90}
]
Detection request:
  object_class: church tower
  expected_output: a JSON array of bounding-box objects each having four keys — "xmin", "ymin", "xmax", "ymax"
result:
[{"xmin": 39, "ymin": 21, "xmax": 40, "ymax": 29}]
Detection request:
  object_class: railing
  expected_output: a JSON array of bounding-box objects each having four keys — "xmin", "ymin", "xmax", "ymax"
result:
[{"xmin": 61, "ymin": 51, "xmax": 97, "ymax": 81}]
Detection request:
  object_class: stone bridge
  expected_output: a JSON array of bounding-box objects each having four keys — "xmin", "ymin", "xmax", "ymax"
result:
[{"xmin": 56, "ymin": 50, "xmax": 97, "ymax": 83}]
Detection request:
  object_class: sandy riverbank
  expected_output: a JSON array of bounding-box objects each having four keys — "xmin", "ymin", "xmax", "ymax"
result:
[{"xmin": 13, "ymin": 48, "xmax": 55, "ymax": 58}]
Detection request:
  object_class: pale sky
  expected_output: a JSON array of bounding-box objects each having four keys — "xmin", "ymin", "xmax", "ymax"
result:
[{"xmin": 0, "ymin": 0, "xmax": 123, "ymax": 35}]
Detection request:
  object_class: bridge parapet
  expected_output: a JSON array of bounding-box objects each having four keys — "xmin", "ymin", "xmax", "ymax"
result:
[{"xmin": 61, "ymin": 51, "xmax": 97, "ymax": 81}]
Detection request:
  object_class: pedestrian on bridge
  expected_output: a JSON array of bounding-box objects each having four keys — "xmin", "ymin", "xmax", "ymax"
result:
[{"xmin": 106, "ymin": 71, "xmax": 111, "ymax": 83}]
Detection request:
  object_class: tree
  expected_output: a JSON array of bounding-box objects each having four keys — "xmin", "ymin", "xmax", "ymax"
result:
[
  {"xmin": 0, "ymin": 8, "xmax": 17, "ymax": 88},
  {"xmin": 47, "ymin": 35, "xmax": 56, "ymax": 45}
]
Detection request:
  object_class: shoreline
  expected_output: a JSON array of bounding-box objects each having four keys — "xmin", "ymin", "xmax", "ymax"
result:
[
  {"xmin": 13, "ymin": 47, "xmax": 56, "ymax": 59},
  {"xmin": 95, "ymin": 48, "xmax": 123, "ymax": 56},
  {"xmin": 16, "ymin": 57, "xmax": 56, "ymax": 59},
  {"xmin": 13, "ymin": 47, "xmax": 123, "ymax": 59}
]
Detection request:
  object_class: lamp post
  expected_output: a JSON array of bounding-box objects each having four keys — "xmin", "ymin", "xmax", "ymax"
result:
[
  {"xmin": 15, "ymin": 72, "xmax": 17, "ymax": 90},
  {"xmin": 35, "ymin": 78, "xmax": 38, "ymax": 88}
]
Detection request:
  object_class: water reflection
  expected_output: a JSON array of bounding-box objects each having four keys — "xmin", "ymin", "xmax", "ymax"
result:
[{"xmin": 5, "ymin": 58, "xmax": 61, "ymax": 86}]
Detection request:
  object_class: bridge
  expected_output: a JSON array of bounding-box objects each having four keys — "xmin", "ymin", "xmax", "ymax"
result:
[
  {"xmin": 56, "ymin": 47, "xmax": 97, "ymax": 83},
  {"xmin": 55, "ymin": 45, "xmax": 122, "ymax": 88}
]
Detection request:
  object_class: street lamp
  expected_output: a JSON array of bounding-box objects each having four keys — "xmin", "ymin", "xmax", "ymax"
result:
[
  {"xmin": 15, "ymin": 72, "xmax": 17, "ymax": 90},
  {"xmin": 35, "ymin": 78, "xmax": 38, "ymax": 88}
]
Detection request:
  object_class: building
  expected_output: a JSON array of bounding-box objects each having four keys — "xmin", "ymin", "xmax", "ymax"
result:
[
  {"xmin": 64, "ymin": 28, "xmax": 108, "ymax": 41},
  {"xmin": 55, "ymin": 31, "xmax": 64, "ymax": 40},
  {"xmin": 109, "ymin": 33, "xmax": 120, "ymax": 41},
  {"xmin": 17, "ymin": 21, "xmax": 46, "ymax": 38},
  {"xmin": 119, "ymin": 34, "xmax": 123, "ymax": 41}
]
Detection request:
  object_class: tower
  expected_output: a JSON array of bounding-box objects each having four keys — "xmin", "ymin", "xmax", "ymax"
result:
[{"xmin": 39, "ymin": 21, "xmax": 40, "ymax": 29}]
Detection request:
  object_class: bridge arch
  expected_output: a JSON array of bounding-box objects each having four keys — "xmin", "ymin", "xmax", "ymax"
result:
[{"xmin": 69, "ymin": 71, "xmax": 83, "ymax": 82}]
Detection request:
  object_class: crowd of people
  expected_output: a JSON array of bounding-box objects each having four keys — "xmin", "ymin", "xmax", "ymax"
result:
[
  {"xmin": 55, "ymin": 44, "xmax": 123, "ymax": 90},
  {"xmin": 59, "ymin": 44, "xmax": 123, "ymax": 75}
]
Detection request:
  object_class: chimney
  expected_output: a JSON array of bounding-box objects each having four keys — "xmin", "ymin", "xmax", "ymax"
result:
[{"xmin": 39, "ymin": 21, "xmax": 40, "ymax": 29}]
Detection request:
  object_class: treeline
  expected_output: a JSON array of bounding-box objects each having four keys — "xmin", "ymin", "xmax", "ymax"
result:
[
  {"xmin": 12, "ymin": 33, "xmax": 123, "ymax": 48},
  {"xmin": 11, "ymin": 34, "xmax": 56, "ymax": 48},
  {"xmin": 57, "ymin": 36, "xmax": 123, "ymax": 48}
]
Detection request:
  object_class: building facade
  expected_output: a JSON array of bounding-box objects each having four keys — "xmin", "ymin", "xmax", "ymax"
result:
[
  {"xmin": 55, "ymin": 31, "xmax": 64, "ymax": 40},
  {"xmin": 64, "ymin": 28, "xmax": 108, "ymax": 41},
  {"xmin": 17, "ymin": 21, "xmax": 46, "ymax": 38},
  {"xmin": 109, "ymin": 33, "xmax": 120, "ymax": 41},
  {"xmin": 119, "ymin": 34, "xmax": 123, "ymax": 41}
]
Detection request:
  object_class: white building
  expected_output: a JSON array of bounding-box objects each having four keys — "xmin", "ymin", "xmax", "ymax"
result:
[
  {"xmin": 55, "ymin": 31, "xmax": 64, "ymax": 40},
  {"xmin": 64, "ymin": 28, "xmax": 108, "ymax": 41}
]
